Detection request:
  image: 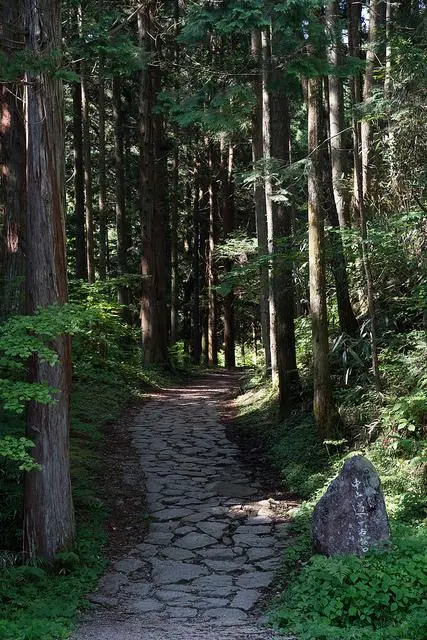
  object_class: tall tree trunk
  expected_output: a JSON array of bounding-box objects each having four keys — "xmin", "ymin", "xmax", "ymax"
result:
[
  {"xmin": 0, "ymin": 78, "xmax": 26, "ymax": 318},
  {"xmin": 349, "ymin": 0, "xmax": 381, "ymax": 389},
  {"xmin": 112, "ymin": 76, "xmax": 130, "ymax": 320},
  {"xmin": 82, "ymin": 74, "xmax": 95, "ymax": 283},
  {"xmin": 221, "ymin": 140, "xmax": 236, "ymax": 369},
  {"xmin": 190, "ymin": 159, "xmax": 202, "ymax": 364},
  {"xmin": 23, "ymin": 0, "xmax": 74, "ymax": 561},
  {"xmin": 98, "ymin": 58, "xmax": 107, "ymax": 280},
  {"xmin": 326, "ymin": 0, "xmax": 349, "ymax": 229},
  {"xmin": 139, "ymin": 3, "xmax": 169, "ymax": 365},
  {"xmin": 361, "ymin": 0, "xmax": 383, "ymax": 200},
  {"xmin": 308, "ymin": 73, "xmax": 340, "ymax": 440},
  {"xmin": 270, "ymin": 69, "xmax": 300, "ymax": 414},
  {"xmin": 251, "ymin": 30, "xmax": 271, "ymax": 371},
  {"xmin": 72, "ymin": 73, "xmax": 87, "ymax": 279},
  {"xmin": 207, "ymin": 140, "xmax": 218, "ymax": 366},
  {"xmin": 261, "ymin": 27, "xmax": 278, "ymax": 383},
  {"xmin": 170, "ymin": 144, "xmax": 179, "ymax": 345}
]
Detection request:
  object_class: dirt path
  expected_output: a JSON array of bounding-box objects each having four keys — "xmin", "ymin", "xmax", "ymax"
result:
[{"xmin": 71, "ymin": 371, "xmax": 289, "ymax": 640}]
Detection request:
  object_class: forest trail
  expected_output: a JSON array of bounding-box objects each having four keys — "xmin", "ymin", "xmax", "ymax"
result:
[{"xmin": 71, "ymin": 371, "xmax": 290, "ymax": 640}]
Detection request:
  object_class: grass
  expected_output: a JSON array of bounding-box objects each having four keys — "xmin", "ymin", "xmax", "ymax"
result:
[{"xmin": 233, "ymin": 324, "xmax": 427, "ymax": 640}]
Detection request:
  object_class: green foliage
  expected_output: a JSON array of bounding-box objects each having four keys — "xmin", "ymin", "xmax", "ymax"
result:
[
  {"xmin": 270, "ymin": 527, "xmax": 427, "ymax": 640},
  {"xmin": 0, "ymin": 437, "xmax": 40, "ymax": 472}
]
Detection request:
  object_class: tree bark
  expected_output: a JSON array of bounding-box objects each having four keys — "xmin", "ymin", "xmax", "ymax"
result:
[
  {"xmin": 82, "ymin": 74, "xmax": 95, "ymax": 283},
  {"xmin": 251, "ymin": 30, "xmax": 271, "ymax": 371},
  {"xmin": 308, "ymin": 73, "xmax": 340, "ymax": 440},
  {"xmin": 326, "ymin": 0, "xmax": 349, "ymax": 229},
  {"xmin": 72, "ymin": 73, "xmax": 87, "ymax": 280},
  {"xmin": 112, "ymin": 76, "xmax": 130, "ymax": 320},
  {"xmin": 23, "ymin": 0, "xmax": 74, "ymax": 561},
  {"xmin": 0, "ymin": 75, "xmax": 26, "ymax": 318},
  {"xmin": 261, "ymin": 27, "xmax": 278, "ymax": 383},
  {"xmin": 221, "ymin": 140, "xmax": 236, "ymax": 369},
  {"xmin": 190, "ymin": 159, "xmax": 202, "ymax": 364},
  {"xmin": 139, "ymin": 3, "xmax": 169, "ymax": 365},
  {"xmin": 207, "ymin": 140, "xmax": 218, "ymax": 366},
  {"xmin": 98, "ymin": 58, "xmax": 107, "ymax": 280},
  {"xmin": 270, "ymin": 68, "xmax": 300, "ymax": 415}
]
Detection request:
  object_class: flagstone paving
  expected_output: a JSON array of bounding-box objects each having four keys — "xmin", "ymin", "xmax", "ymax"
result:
[{"xmin": 72, "ymin": 371, "xmax": 289, "ymax": 640}]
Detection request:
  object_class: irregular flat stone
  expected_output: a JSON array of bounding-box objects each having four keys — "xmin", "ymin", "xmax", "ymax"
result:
[
  {"xmin": 114, "ymin": 558, "xmax": 145, "ymax": 574},
  {"xmin": 197, "ymin": 521, "xmax": 228, "ymax": 538},
  {"xmin": 234, "ymin": 525, "xmax": 272, "ymax": 535},
  {"xmin": 191, "ymin": 574, "xmax": 234, "ymax": 591},
  {"xmin": 124, "ymin": 598, "xmax": 165, "ymax": 613},
  {"xmin": 246, "ymin": 547, "xmax": 276, "ymax": 562},
  {"xmin": 144, "ymin": 532, "xmax": 174, "ymax": 546},
  {"xmin": 167, "ymin": 607, "xmax": 198, "ymax": 618},
  {"xmin": 160, "ymin": 546, "xmax": 196, "ymax": 561},
  {"xmin": 203, "ymin": 559, "xmax": 246, "ymax": 572},
  {"xmin": 233, "ymin": 534, "xmax": 276, "ymax": 548},
  {"xmin": 98, "ymin": 572, "xmax": 129, "ymax": 595},
  {"xmin": 231, "ymin": 589, "xmax": 262, "ymax": 611},
  {"xmin": 121, "ymin": 581, "xmax": 152, "ymax": 597},
  {"xmin": 153, "ymin": 507, "xmax": 193, "ymax": 521},
  {"xmin": 197, "ymin": 547, "xmax": 236, "ymax": 561},
  {"xmin": 201, "ymin": 607, "xmax": 249, "ymax": 625},
  {"xmin": 86, "ymin": 594, "xmax": 118, "ymax": 607},
  {"xmin": 236, "ymin": 572, "xmax": 275, "ymax": 588},
  {"xmin": 132, "ymin": 543, "xmax": 158, "ymax": 558},
  {"xmin": 175, "ymin": 532, "xmax": 217, "ymax": 550},
  {"xmin": 151, "ymin": 560, "xmax": 209, "ymax": 585}
]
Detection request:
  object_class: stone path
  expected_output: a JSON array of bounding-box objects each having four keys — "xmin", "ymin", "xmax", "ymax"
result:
[{"xmin": 72, "ymin": 371, "xmax": 289, "ymax": 640}]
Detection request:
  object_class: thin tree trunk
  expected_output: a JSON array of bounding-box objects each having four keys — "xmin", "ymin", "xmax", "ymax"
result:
[
  {"xmin": 308, "ymin": 73, "xmax": 340, "ymax": 440},
  {"xmin": 251, "ymin": 30, "xmax": 271, "ymax": 371},
  {"xmin": 326, "ymin": 0, "xmax": 349, "ymax": 229},
  {"xmin": 349, "ymin": 0, "xmax": 381, "ymax": 389},
  {"xmin": 270, "ymin": 68, "xmax": 300, "ymax": 414},
  {"xmin": 82, "ymin": 74, "xmax": 95, "ymax": 283},
  {"xmin": 361, "ymin": 0, "xmax": 382, "ymax": 199},
  {"xmin": 23, "ymin": 0, "xmax": 74, "ymax": 561},
  {"xmin": 112, "ymin": 76, "xmax": 130, "ymax": 320},
  {"xmin": 72, "ymin": 73, "xmax": 87, "ymax": 279},
  {"xmin": 190, "ymin": 160, "xmax": 202, "ymax": 364},
  {"xmin": 207, "ymin": 140, "xmax": 218, "ymax": 366},
  {"xmin": 261, "ymin": 26, "xmax": 278, "ymax": 383},
  {"xmin": 98, "ymin": 59, "xmax": 107, "ymax": 280},
  {"xmin": 222, "ymin": 140, "xmax": 236, "ymax": 369},
  {"xmin": 170, "ymin": 144, "xmax": 179, "ymax": 345}
]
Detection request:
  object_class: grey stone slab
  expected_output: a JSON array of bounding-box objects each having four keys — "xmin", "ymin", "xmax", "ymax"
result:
[
  {"xmin": 151, "ymin": 559, "xmax": 209, "ymax": 585},
  {"xmin": 234, "ymin": 525, "xmax": 272, "ymax": 535},
  {"xmin": 175, "ymin": 532, "xmax": 217, "ymax": 550},
  {"xmin": 166, "ymin": 606, "xmax": 198, "ymax": 618},
  {"xmin": 230, "ymin": 589, "xmax": 262, "ymax": 611},
  {"xmin": 86, "ymin": 594, "xmax": 118, "ymax": 608},
  {"xmin": 197, "ymin": 547, "xmax": 236, "ymax": 561},
  {"xmin": 124, "ymin": 598, "xmax": 165, "ymax": 613},
  {"xmin": 160, "ymin": 546, "xmax": 196, "ymax": 561},
  {"xmin": 144, "ymin": 532, "xmax": 174, "ymax": 546},
  {"xmin": 191, "ymin": 574, "xmax": 233, "ymax": 591},
  {"xmin": 201, "ymin": 607, "xmax": 249, "ymax": 625},
  {"xmin": 233, "ymin": 534, "xmax": 276, "ymax": 548},
  {"xmin": 121, "ymin": 581, "xmax": 152, "ymax": 597},
  {"xmin": 202, "ymin": 558, "xmax": 246, "ymax": 572},
  {"xmin": 132, "ymin": 543, "xmax": 158, "ymax": 558},
  {"xmin": 98, "ymin": 572, "xmax": 129, "ymax": 595},
  {"xmin": 255, "ymin": 557, "xmax": 281, "ymax": 571},
  {"xmin": 236, "ymin": 572, "xmax": 275, "ymax": 588},
  {"xmin": 246, "ymin": 547, "xmax": 276, "ymax": 562},
  {"xmin": 153, "ymin": 507, "xmax": 193, "ymax": 521},
  {"xmin": 197, "ymin": 521, "xmax": 228, "ymax": 538}
]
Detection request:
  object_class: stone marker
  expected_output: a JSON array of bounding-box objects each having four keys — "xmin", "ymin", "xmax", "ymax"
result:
[{"xmin": 312, "ymin": 455, "xmax": 391, "ymax": 556}]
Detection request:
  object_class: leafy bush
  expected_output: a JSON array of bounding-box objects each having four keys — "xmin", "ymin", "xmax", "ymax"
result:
[{"xmin": 271, "ymin": 527, "xmax": 427, "ymax": 640}]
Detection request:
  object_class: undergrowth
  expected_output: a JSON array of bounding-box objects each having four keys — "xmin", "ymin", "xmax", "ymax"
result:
[
  {"xmin": 235, "ymin": 319, "xmax": 427, "ymax": 640},
  {"xmin": 0, "ymin": 282, "xmax": 179, "ymax": 640}
]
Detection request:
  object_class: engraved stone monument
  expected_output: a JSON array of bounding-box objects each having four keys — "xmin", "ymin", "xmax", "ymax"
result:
[{"xmin": 312, "ymin": 455, "xmax": 391, "ymax": 556}]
